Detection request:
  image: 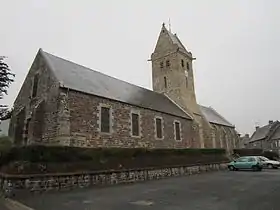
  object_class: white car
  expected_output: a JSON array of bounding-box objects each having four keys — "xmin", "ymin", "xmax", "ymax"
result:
[{"xmin": 258, "ymin": 156, "xmax": 280, "ymax": 169}]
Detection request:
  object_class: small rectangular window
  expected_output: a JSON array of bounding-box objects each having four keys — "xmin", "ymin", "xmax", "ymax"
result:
[
  {"xmin": 32, "ymin": 74, "xmax": 39, "ymax": 98},
  {"xmin": 156, "ymin": 118, "xmax": 163, "ymax": 139},
  {"xmin": 132, "ymin": 113, "xmax": 140, "ymax": 136},
  {"xmin": 181, "ymin": 59, "xmax": 184, "ymax": 67},
  {"xmin": 166, "ymin": 60, "xmax": 170, "ymax": 67},
  {"xmin": 160, "ymin": 62, "xmax": 164, "ymax": 69},
  {"xmin": 186, "ymin": 62, "xmax": 190, "ymax": 70},
  {"xmin": 174, "ymin": 121, "xmax": 181, "ymax": 140},
  {"xmin": 101, "ymin": 107, "xmax": 110, "ymax": 133},
  {"xmin": 164, "ymin": 76, "xmax": 167, "ymax": 88}
]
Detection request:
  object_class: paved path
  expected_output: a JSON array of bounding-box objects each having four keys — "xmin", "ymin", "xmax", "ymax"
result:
[{"xmin": 14, "ymin": 170, "xmax": 280, "ymax": 210}]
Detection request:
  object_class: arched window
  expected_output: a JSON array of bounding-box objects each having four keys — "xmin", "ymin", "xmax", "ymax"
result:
[
  {"xmin": 32, "ymin": 74, "xmax": 39, "ymax": 98},
  {"xmin": 164, "ymin": 76, "xmax": 167, "ymax": 88},
  {"xmin": 33, "ymin": 101, "xmax": 45, "ymax": 141}
]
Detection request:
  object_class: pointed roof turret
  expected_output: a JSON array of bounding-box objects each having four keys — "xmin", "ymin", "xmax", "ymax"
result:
[
  {"xmin": 166, "ymin": 29, "xmax": 187, "ymax": 52},
  {"xmin": 153, "ymin": 22, "xmax": 189, "ymax": 55}
]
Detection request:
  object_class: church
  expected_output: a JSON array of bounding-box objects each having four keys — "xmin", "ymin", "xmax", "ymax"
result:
[{"xmin": 8, "ymin": 23, "xmax": 240, "ymax": 151}]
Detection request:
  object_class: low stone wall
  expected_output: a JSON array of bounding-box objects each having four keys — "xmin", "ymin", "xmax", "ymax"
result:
[{"xmin": 0, "ymin": 162, "xmax": 228, "ymax": 193}]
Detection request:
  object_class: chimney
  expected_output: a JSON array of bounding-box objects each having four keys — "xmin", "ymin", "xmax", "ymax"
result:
[
  {"xmin": 245, "ymin": 134, "xmax": 249, "ymax": 138},
  {"xmin": 255, "ymin": 126, "xmax": 260, "ymax": 130},
  {"xmin": 269, "ymin": 120, "xmax": 273, "ymax": 124}
]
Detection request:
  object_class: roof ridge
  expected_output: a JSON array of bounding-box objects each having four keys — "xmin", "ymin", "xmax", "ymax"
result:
[
  {"xmin": 41, "ymin": 50, "xmax": 169, "ymax": 99},
  {"xmin": 174, "ymin": 34, "xmax": 187, "ymax": 51},
  {"xmin": 267, "ymin": 122, "xmax": 280, "ymax": 140},
  {"xmin": 163, "ymin": 94, "xmax": 193, "ymax": 120}
]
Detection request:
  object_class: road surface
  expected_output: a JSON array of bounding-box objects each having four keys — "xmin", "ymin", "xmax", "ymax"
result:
[{"xmin": 11, "ymin": 170, "xmax": 280, "ymax": 210}]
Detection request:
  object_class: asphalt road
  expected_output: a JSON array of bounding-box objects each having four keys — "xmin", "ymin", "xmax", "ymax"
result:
[{"xmin": 14, "ymin": 170, "xmax": 280, "ymax": 210}]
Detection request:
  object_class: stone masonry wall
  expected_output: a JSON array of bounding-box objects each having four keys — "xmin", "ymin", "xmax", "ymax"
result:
[
  {"xmin": 9, "ymin": 52, "xmax": 60, "ymax": 145},
  {"xmin": 0, "ymin": 162, "xmax": 228, "ymax": 193},
  {"xmin": 212, "ymin": 124, "xmax": 240, "ymax": 152},
  {"xmin": 151, "ymin": 25, "xmax": 213, "ymax": 149},
  {"xmin": 67, "ymin": 90, "xmax": 199, "ymax": 148}
]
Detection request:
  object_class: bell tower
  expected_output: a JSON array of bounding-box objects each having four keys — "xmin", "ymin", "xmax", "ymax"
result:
[
  {"xmin": 150, "ymin": 23, "xmax": 212, "ymax": 148},
  {"xmin": 151, "ymin": 23, "xmax": 201, "ymax": 115}
]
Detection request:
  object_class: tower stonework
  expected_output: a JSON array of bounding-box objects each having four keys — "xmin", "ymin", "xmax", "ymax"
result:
[{"xmin": 151, "ymin": 23, "xmax": 213, "ymax": 148}]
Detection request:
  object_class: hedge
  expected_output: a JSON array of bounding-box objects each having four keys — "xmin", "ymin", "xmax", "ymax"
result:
[
  {"xmin": 0, "ymin": 146, "xmax": 228, "ymax": 174},
  {"xmin": 233, "ymin": 149, "xmax": 279, "ymax": 160},
  {"xmin": 0, "ymin": 146, "xmax": 226, "ymax": 164},
  {"xmin": 233, "ymin": 149, "xmax": 263, "ymax": 156}
]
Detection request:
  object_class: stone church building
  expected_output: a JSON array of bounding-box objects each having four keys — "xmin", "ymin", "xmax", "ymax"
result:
[{"xmin": 9, "ymin": 23, "xmax": 240, "ymax": 151}]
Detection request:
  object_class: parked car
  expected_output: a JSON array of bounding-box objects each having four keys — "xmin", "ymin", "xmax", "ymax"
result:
[
  {"xmin": 228, "ymin": 156, "xmax": 263, "ymax": 171},
  {"xmin": 257, "ymin": 156, "xmax": 280, "ymax": 169}
]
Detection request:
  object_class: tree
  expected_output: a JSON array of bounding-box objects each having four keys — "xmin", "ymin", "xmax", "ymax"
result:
[{"xmin": 0, "ymin": 56, "xmax": 15, "ymax": 120}]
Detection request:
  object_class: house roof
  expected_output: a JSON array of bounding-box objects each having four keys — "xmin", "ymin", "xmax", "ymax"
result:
[
  {"xmin": 249, "ymin": 121, "xmax": 279, "ymax": 142},
  {"xmin": 271, "ymin": 127, "xmax": 280, "ymax": 140},
  {"xmin": 199, "ymin": 105, "xmax": 234, "ymax": 127},
  {"xmin": 40, "ymin": 49, "xmax": 234, "ymax": 127},
  {"xmin": 40, "ymin": 49, "xmax": 191, "ymax": 119}
]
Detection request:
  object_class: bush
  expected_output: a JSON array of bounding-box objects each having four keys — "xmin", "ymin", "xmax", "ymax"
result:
[
  {"xmin": 0, "ymin": 136, "xmax": 12, "ymax": 148},
  {"xmin": 233, "ymin": 149, "xmax": 280, "ymax": 160},
  {"xmin": 0, "ymin": 136, "xmax": 12, "ymax": 158},
  {"xmin": 263, "ymin": 150, "xmax": 279, "ymax": 160},
  {"xmin": 0, "ymin": 146, "xmax": 226, "ymax": 163}
]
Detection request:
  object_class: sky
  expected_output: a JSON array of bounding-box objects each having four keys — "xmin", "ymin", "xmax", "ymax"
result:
[{"xmin": 1, "ymin": 0, "xmax": 279, "ymax": 135}]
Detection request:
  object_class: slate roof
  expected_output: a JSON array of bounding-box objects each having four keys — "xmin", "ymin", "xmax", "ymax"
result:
[
  {"xmin": 271, "ymin": 126, "xmax": 280, "ymax": 140},
  {"xmin": 199, "ymin": 105, "xmax": 234, "ymax": 127},
  {"xmin": 249, "ymin": 125, "xmax": 271, "ymax": 142},
  {"xmin": 166, "ymin": 30, "xmax": 187, "ymax": 52},
  {"xmin": 249, "ymin": 122, "xmax": 279, "ymax": 142},
  {"xmin": 40, "ymin": 49, "xmax": 234, "ymax": 127},
  {"xmin": 40, "ymin": 49, "xmax": 191, "ymax": 119}
]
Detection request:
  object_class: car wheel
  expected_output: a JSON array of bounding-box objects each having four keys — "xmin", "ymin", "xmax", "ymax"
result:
[
  {"xmin": 252, "ymin": 165, "xmax": 260, "ymax": 171},
  {"xmin": 268, "ymin": 164, "xmax": 273, "ymax": 169},
  {"xmin": 228, "ymin": 165, "xmax": 235, "ymax": 171}
]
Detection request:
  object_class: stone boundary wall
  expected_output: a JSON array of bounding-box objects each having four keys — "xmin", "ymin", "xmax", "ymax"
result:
[{"xmin": 0, "ymin": 162, "xmax": 228, "ymax": 193}]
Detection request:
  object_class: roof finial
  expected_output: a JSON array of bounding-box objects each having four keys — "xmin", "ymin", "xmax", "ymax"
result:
[
  {"xmin": 168, "ymin": 18, "xmax": 171, "ymax": 32},
  {"xmin": 162, "ymin": 22, "xmax": 165, "ymax": 27}
]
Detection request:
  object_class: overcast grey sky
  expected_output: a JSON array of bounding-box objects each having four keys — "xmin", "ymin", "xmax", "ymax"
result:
[{"xmin": 1, "ymin": 0, "xmax": 279, "ymax": 135}]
